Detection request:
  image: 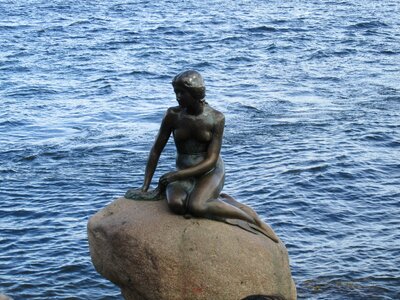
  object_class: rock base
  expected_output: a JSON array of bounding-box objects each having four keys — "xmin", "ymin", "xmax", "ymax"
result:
[{"xmin": 88, "ymin": 197, "xmax": 296, "ymax": 300}]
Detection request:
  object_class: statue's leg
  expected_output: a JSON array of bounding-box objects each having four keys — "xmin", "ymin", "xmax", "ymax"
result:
[
  {"xmin": 186, "ymin": 165, "xmax": 256, "ymax": 224},
  {"xmin": 220, "ymin": 193, "xmax": 260, "ymax": 220},
  {"xmin": 166, "ymin": 181, "xmax": 189, "ymax": 215}
]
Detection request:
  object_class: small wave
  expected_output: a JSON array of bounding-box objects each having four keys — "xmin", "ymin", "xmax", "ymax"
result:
[
  {"xmin": 387, "ymin": 140, "xmax": 400, "ymax": 147},
  {"xmin": 20, "ymin": 154, "xmax": 38, "ymax": 161},
  {"xmin": 361, "ymin": 132, "xmax": 392, "ymax": 142},
  {"xmin": 237, "ymin": 103, "xmax": 263, "ymax": 113},
  {"xmin": 151, "ymin": 26, "xmax": 190, "ymax": 36},
  {"xmin": 347, "ymin": 21, "xmax": 388, "ymax": 30},
  {"xmin": 247, "ymin": 25, "xmax": 278, "ymax": 32},
  {"xmin": 41, "ymin": 150, "xmax": 70, "ymax": 160},
  {"xmin": 334, "ymin": 171, "xmax": 355, "ymax": 180},
  {"xmin": 192, "ymin": 61, "xmax": 213, "ymax": 69},
  {"xmin": 306, "ymin": 48, "xmax": 356, "ymax": 61},
  {"xmin": 0, "ymin": 119, "xmax": 29, "ymax": 127},
  {"xmin": 120, "ymin": 70, "xmax": 158, "ymax": 78},
  {"xmin": 301, "ymin": 276, "xmax": 398, "ymax": 299},
  {"xmin": 363, "ymin": 29, "xmax": 388, "ymax": 37},
  {"xmin": 105, "ymin": 39, "xmax": 139, "ymax": 46},
  {"xmin": 270, "ymin": 19, "xmax": 288, "ymax": 25},
  {"xmin": 0, "ymin": 60, "xmax": 18, "ymax": 67},
  {"xmin": 282, "ymin": 164, "xmax": 329, "ymax": 175},
  {"xmin": 0, "ymin": 168, "xmax": 17, "ymax": 174},
  {"xmin": 312, "ymin": 75, "xmax": 341, "ymax": 82},
  {"xmin": 5, "ymin": 51, "xmax": 32, "ymax": 59},
  {"xmin": 0, "ymin": 65, "xmax": 30, "ymax": 73},
  {"xmin": 89, "ymin": 77, "xmax": 110, "ymax": 83},
  {"xmin": 91, "ymin": 84, "xmax": 113, "ymax": 95},
  {"xmin": 0, "ymin": 209, "xmax": 42, "ymax": 218},
  {"xmin": 37, "ymin": 25, "xmax": 66, "ymax": 34},
  {"xmin": 220, "ymin": 36, "xmax": 241, "ymax": 43},
  {"xmin": 110, "ymin": 4, "xmax": 126, "ymax": 11},
  {"xmin": 333, "ymin": 49, "xmax": 357, "ymax": 56},
  {"xmin": 0, "ymin": 24, "xmax": 32, "ymax": 30},
  {"xmin": 227, "ymin": 56, "xmax": 253, "ymax": 62},
  {"xmin": 5, "ymin": 86, "xmax": 59, "ymax": 97},
  {"xmin": 16, "ymin": 149, "xmax": 69, "ymax": 162},
  {"xmin": 248, "ymin": 25, "xmax": 308, "ymax": 33},
  {"xmin": 67, "ymin": 19, "xmax": 91, "ymax": 27},
  {"xmin": 307, "ymin": 49, "xmax": 330, "ymax": 59},
  {"xmin": 380, "ymin": 50, "xmax": 398, "ymax": 55}
]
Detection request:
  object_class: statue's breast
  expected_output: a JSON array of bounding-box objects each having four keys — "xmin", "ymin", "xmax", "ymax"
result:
[{"xmin": 173, "ymin": 127, "xmax": 212, "ymax": 143}]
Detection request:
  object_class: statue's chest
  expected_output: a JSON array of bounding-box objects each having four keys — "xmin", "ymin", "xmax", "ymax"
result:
[{"xmin": 173, "ymin": 116, "xmax": 213, "ymax": 142}]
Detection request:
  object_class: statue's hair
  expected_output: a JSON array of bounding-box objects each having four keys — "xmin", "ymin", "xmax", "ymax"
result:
[{"xmin": 172, "ymin": 70, "xmax": 206, "ymax": 101}]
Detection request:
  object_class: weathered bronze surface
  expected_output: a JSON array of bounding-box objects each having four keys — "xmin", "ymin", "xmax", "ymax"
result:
[{"xmin": 126, "ymin": 70, "xmax": 278, "ymax": 242}]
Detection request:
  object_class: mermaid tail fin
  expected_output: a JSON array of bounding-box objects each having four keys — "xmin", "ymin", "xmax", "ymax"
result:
[
  {"xmin": 219, "ymin": 193, "xmax": 279, "ymax": 243},
  {"xmin": 223, "ymin": 218, "xmax": 279, "ymax": 243}
]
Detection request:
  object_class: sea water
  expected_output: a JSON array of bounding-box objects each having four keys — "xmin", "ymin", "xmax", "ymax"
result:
[{"xmin": 1, "ymin": 0, "xmax": 399, "ymax": 299}]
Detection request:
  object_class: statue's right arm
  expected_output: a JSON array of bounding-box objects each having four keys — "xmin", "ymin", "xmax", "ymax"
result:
[{"xmin": 142, "ymin": 109, "xmax": 173, "ymax": 192}]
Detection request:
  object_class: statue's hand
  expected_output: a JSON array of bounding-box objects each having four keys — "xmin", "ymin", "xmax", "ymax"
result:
[
  {"xmin": 125, "ymin": 187, "xmax": 163, "ymax": 201},
  {"xmin": 159, "ymin": 171, "xmax": 179, "ymax": 187},
  {"xmin": 125, "ymin": 188, "xmax": 144, "ymax": 199}
]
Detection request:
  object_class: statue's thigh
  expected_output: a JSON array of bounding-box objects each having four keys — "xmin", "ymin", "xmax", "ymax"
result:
[
  {"xmin": 188, "ymin": 167, "xmax": 225, "ymax": 206},
  {"xmin": 166, "ymin": 179, "xmax": 194, "ymax": 206}
]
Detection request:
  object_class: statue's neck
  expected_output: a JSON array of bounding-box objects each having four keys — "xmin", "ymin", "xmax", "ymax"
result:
[{"xmin": 186, "ymin": 102, "xmax": 205, "ymax": 116}]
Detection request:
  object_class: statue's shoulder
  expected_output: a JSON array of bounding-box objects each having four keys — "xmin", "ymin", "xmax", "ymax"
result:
[
  {"xmin": 167, "ymin": 106, "xmax": 181, "ymax": 114},
  {"xmin": 165, "ymin": 106, "xmax": 182, "ymax": 119},
  {"xmin": 208, "ymin": 106, "xmax": 225, "ymax": 123}
]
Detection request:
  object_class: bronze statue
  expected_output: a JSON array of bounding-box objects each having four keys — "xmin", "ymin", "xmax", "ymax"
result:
[{"xmin": 126, "ymin": 70, "xmax": 278, "ymax": 243}]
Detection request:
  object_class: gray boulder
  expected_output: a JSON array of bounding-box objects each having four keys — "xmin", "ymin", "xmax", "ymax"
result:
[{"xmin": 88, "ymin": 197, "xmax": 296, "ymax": 300}]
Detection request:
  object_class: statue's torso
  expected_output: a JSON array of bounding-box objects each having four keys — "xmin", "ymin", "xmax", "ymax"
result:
[{"xmin": 168, "ymin": 105, "xmax": 222, "ymax": 169}]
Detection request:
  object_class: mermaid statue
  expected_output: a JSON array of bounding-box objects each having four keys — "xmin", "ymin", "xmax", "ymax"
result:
[{"xmin": 126, "ymin": 70, "xmax": 278, "ymax": 242}]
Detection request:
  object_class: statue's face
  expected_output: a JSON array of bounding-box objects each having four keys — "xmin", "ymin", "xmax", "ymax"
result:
[{"xmin": 173, "ymin": 84, "xmax": 195, "ymax": 109}]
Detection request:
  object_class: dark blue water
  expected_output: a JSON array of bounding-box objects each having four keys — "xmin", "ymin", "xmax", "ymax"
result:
[{"xmin": 1, "ymin": 0, "xmax": 399, "ymax": 299}]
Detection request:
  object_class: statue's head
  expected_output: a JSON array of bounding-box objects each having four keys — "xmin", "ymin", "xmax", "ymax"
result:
[{"xmin": 172, "ymin": 70, "xmax": 206, "ymax": 101}]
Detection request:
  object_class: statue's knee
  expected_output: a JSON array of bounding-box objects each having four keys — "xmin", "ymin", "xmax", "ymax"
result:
[
  {"xmin": 188, "ymin": 201, "xmax": 207, "ymax": 217},
  {"xmin": 168, "ymin": 199, "xmax": 186, "ymax": 215}
]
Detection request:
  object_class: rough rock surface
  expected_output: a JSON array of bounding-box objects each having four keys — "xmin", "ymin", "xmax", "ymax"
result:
[{"xmin": 88, "ymin": 197, "xmax": 297, "ymax": 300}]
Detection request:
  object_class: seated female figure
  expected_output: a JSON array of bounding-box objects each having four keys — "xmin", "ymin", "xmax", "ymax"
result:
[{"xmin": 140, "ymin": 70, "xmax": 278, "ymax": 242}]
